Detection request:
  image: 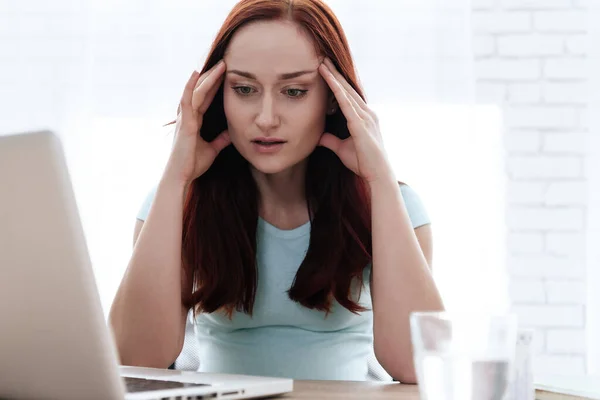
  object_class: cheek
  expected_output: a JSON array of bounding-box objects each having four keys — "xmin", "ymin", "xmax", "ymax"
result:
[
  {"xmin": 295, "ymin": 99, "xmax": 328, "ymax": 133},
  {"xmin": 223, "ymin": 92, "xmax": 248, "ymax": 135},
  {"xmin": 303, "ymin": 88, "xmax": 329, "ymax": 128},
  {"xmin": 223, "ymin": 90, "xmax": 234, "ymax": 120},
  {"xmin": 297, "ymin": 108, "xmax": 325, "ymax": 131}
]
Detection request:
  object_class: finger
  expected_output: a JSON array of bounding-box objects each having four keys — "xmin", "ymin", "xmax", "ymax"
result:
[
  {"xmin": 192, "ymin": 61, "xmax": 226, "ymax": 114},
  {"xmin": 323, "ymin": 58, "xmax": 369, "ymax": 113},
  {"xmin": 198, "ymin": 75, "xmax": 224, "ymax": 115},
  {"xmin": 323, "ymin": 59, "xmax": 379, "ymax": 125},
  {"xmin": 324, "ymin": 64, "xmax": 375, "ymax": 128},
  {"xmin": 321, "ymin": 61, "xmax": 372, "ymax": 123},
  {"xmin": 193, "ymin": 60, "xmax": 225, "ymax": 91},
  {"xmin": 210, "ymin": 130, "xmax": 231, "ymax": 153},
  {"xmin": 180, "ymin": 70, "xmax": 201, "ymax": 110},
  {"xmin": 319, "ymin": 63, "xmax": 364, "ymax": 123},
  {"xmin": 355, "ymin": 74, "xmax": 367, "ymax": 100},
  {"xmin": 184, "ymin": 60, "xmax": 224, "ymax": 114},
  {"xmin": 318, "ymin": 132, "xmax": 343, "ymax": 154},
  {"xmin": 170, "ymin": 112, "xmax": 183, "ymax": 145},
  {"xmin": 341, "ymin": 81, "xmax": 368, "ymax": 122}
]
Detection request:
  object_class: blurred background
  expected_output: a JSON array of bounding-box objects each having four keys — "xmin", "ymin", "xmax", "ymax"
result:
[{"xmin": 1, "ymin": 0, "xmax": 598, "ymax": 378}]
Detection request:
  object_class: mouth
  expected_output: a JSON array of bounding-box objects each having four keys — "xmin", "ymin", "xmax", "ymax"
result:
[
  {"xmin": 251, "ymin": 138, "xmax": 287, "ymax": 146},
  {"xmin": 251, "ymin": 138, "xmax": 287, "ymax": 153}
]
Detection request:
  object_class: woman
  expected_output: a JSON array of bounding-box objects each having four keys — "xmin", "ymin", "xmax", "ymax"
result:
[{"xmin": 109, "ymin": 0, "xmax": 444, "ymax": 383}]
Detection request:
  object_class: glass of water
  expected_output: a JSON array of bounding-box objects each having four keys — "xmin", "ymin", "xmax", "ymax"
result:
[{"xmin": 410, "ymin": 312, "xmax": 518, "ymax": 400}]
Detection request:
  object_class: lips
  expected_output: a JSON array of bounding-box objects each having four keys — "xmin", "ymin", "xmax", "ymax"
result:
[
  {"xmin": 251, "ymin": 138, "xmax": 287, "ymax": 145},
  {"xmin": 251, "ymin": 138, "xmax": 286, "ymax": 154}
]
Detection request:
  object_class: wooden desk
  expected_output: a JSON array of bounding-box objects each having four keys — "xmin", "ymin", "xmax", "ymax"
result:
[{"xmin": 283, "ymin": 380, "xmax": 420, "ymax": 399}]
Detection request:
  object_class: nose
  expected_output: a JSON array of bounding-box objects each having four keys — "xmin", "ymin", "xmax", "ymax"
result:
[{"xmin": 255, "ymin": 94, "xmax": 280, "ymax": 132}]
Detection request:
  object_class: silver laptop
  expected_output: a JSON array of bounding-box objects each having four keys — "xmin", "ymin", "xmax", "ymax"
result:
[{"xmin": 0, "ymin": 130, "xmax": 294, "ymax": 400}]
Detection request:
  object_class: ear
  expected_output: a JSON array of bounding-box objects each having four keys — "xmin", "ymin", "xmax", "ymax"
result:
[{"xmin": 326, "ymin": 93, "xmax": 338, "ymax": 115}]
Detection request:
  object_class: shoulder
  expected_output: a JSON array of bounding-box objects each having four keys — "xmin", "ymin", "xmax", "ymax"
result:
[{"xmin": 398, "ymin": 183, "xmax": 430, "ymax": 229}]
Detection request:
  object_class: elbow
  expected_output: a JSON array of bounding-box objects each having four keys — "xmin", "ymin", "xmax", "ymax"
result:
[
  {"xmin": 109, "ymin": 322, "xmax": 182, "ymax": 369},
  {"xmin": 116, "ymin": 342, "xmax": 180, "ymax": 369},
  {"xmin": 382, "ymin": 359, "xmax": 418, "ymax": 384},
  {"xmin": 374, "ymin": 345, "xmax": 418, "ymax": 384},
  {"xmin": 120, "ymin": 355, "xmax": 174, "ymax": 370},
  {"xmin": 391, "ymin": 369, "xmax": 418, "ymax": 385}
]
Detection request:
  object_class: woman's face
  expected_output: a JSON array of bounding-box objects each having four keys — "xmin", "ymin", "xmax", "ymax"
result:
[{"xmin": 223, "ymin": 20, "xmax": 331, "ymax": 175}]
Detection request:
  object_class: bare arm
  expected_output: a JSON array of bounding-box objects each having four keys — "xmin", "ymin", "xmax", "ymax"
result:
[
  {"xmin": 315, "ymin": 58, "xmax": 443, "ymax": 382},
  {"xmin": 109, "ymin": 178, "xmax": 190, "ymax": 368},
  {"xmin": 370, "ymin": 179, "xmax": 444, "ymax": 384},
  {"xmin": 108, "ymin": 62, "xmax": 230, "ymax": 368}
]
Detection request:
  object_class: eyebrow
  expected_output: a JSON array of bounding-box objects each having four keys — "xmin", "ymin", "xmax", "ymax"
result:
[{"xmin": 227, "ymin": 69, "xmax": 317, "ymax": 80}]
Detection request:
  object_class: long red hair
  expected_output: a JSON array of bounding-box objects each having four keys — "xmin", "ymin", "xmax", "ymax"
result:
[{"xmin": 182, "ymin": 0, "xmax": 372, "ymax": 316}]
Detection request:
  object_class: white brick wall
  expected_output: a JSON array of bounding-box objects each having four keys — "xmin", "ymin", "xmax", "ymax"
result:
[
  {"xmin": 508, "ymin": 232, "xmax": 544, "ymax": 254},
  {"xmin": 547, "ymin": 329, "xmax": 587, "ymax": 353},
  {"xmin": 472, "ymin": 0, "xmax": 589, "ymax": 375},
  {"xmin": 509, "ymin": 279, "xmax": 546, "ymax": 302},
  {"xmin": 473, "ymin": 12, "xmax": 532, "ymax": 33},
  {"xmin": 512, "ymin": 305, "xmax": 584, "ymax": 327},
  {"xmin": 507, "ymin": 155, "xmax": 582, "ymax": 178},
  {"xmin": 497, "ymin": 35, "xmax": 564, "ymax": 57},
  {"xmin": 534, "ymin": 11, "xmax": 587, "ymax": 32},
  {"xmin": 546, "ymin": 232, "xmax": 586, "ymax": 256},
  {"xmin": 476, "ymin": 59, "xmax": 541, "ymax": 80},
  {"xmin": 499, "ymin": 0, "xmax": 572, "ymax": 9},
  {"xmin": 544, "ymin": 59, "xmax": 587, "ymax": 79},
  {"xmin": 534, "ymin": 355, "xmax": 586, "ymax": 375},
  {"xmin": 544, "ymin": 82, "xmax": 588, "ymax": 104},
  {"xmin": 504, "ymin": 130, "xmax": 541, "ymax": 152},
  {"xmin": 543, "ymin": 133, "xmax": 587, "ymax": 153},
  {"xmin": 505, "ymin": 106, "xmax": 581, "ymax": 129},
  {"xmin": 507, "ymin": 255, "xmax": 586, "ymax": 279},
  {"xmin": 545, "ymin": 281, "xmax": 586, "ymax": 303},
  {"xmin": 565, "ymin": 35, "xmax": 588, "ymax": 55}
]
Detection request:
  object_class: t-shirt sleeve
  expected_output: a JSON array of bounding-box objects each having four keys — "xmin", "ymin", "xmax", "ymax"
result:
[
  {"xmin": 399, "ymin": 184, "xmax": 430, "ymax": 228},
  {"xmin": 136, "ymin": 186, "xmax": 157, "ymax": 221}
]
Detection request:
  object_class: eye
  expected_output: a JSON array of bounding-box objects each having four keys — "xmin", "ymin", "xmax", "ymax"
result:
[
  {"xmin": 232, "ymin": 86, "xmax": 255, "ymax": 96},
  {"xmin": 285, "ymin": 88, "xmax": 308, "ymax": 98}
]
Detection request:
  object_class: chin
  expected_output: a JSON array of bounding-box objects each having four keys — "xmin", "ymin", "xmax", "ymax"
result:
[
  {"xmin": 233, "ymin": 142, "xmax": 313, "ymax": 176},
  {"xmin": 247, "ymin": 158, "xmax": 293, "ymax": 175}
]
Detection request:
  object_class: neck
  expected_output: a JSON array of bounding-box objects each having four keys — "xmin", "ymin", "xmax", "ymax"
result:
[{"xmin": 252, "ymin": 160, "xmax": 309, "ymax": 230}]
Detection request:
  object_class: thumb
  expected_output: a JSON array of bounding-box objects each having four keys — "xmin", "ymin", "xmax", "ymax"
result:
[
  {"xmin": 210, "ymin": 130, "xmax": 231, "ymax": 153},
  {"xmin": 319, "ymin": 132, "xmax": 342, "ymax": 154}
]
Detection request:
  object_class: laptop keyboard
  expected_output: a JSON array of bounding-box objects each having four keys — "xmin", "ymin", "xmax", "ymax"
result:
[{"xmin": 123, "ymin": 376, "xmax": 209, "ymax": 393}]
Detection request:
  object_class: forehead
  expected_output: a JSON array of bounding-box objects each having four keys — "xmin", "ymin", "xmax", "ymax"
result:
[{"xmin": 224, "ymin": 20, "xmax": 320, "ymax": 76}]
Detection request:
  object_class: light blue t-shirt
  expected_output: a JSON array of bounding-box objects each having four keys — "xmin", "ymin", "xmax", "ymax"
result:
[{"xmin": 136, "ymin": 184, "xmax": 430, "ymax": 381}]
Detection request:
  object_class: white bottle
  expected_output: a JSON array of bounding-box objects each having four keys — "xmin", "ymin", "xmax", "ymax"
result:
[{"xmin": 508, "ymin": 329, "xmax": 535, "ymax": 400}]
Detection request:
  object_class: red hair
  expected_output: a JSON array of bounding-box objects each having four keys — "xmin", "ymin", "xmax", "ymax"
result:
[{"xmin": 182, "ymin": 0, "xmax": 372, "ymax": 316}]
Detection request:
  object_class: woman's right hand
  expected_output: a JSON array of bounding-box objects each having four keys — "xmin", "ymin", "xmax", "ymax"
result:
[{"xmin": 164, "ymin": 60, "xmax": 230, "ymax": 187}]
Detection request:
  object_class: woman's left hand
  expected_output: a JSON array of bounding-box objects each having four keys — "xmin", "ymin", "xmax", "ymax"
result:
[{"xmin": 318, "ymin": 58, "xmax": 393, "ymax": 184}]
